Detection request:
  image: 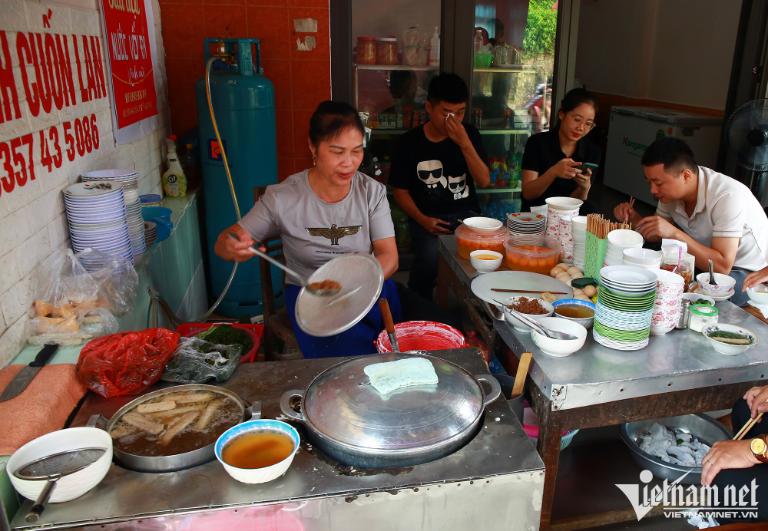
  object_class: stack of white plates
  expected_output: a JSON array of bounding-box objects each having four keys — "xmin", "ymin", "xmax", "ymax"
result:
[
  {"xmin": 545, "ymin": 197, "xmax": 582, "ymax": 264},
  {"xmin": 63, "ymin": 181, "xmax": 132, "ymax": 271},
  {"xmin": 623, "ymin": 248, "xmax": 662, "ymax": 270},
  {"xmin": 81, "ymin": 169, "xmax": 145, "ymax": 257},
  {"xmin": 593, "ymin": 265, "xmax": 657, "ymax": 351},
  {"xmin": 144, "ymin": 221, "xmax": 158, "ymax": 248},
  {"xmin": 605, "ymin": 229, "xmax": 644, "ymax": 266},
  {"xmin": 572, "ymin": 216, "xmax": 587, "ymax": 268},
  {"xmin": 507, "ymin": 212, "xmax": 546, "ymax": 246}
]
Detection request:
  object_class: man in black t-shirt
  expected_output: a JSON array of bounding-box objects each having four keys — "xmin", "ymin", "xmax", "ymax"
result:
[{"xmin": 391, "ymin": 73, "xmax": 490, "ymax": 300}]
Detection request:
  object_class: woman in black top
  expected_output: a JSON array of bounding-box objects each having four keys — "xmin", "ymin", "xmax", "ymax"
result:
[{"xmin": 520, "ymin": 88, "xmax": 600, "ymax": 211}]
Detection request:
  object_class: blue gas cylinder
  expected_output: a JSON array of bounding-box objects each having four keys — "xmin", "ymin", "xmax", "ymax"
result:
[{"xmin": 196, "ymin": 38, "xmax": 282, "ymax": 317}]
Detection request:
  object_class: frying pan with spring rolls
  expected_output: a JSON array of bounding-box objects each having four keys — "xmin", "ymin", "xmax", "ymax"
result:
[{"xmin": 88, "ymin": 384, "xmax": 258, "ymax": 472}]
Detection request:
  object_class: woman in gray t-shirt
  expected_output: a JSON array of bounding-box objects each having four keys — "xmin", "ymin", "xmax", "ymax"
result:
[{"xmin": 215, "ymin": 101, "xmax": 401, "ymax": 358}]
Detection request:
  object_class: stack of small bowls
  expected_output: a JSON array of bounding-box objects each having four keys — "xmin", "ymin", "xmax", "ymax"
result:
[
  {"xmin": 545, "ymin": 197, "xmax": 583, "ymax": 263},
  {"xmin": 81, "ymin": 169, "xmax": 146, "ymax": 259},
  {"xmin": 507, "ymin": 212, "xmax": 547, "ymax": 246},
  {"xmin": 651, "ymin": 269, "xmax": 685, "ymax": 335},
  {"xmin": 605, "ymin": 229, "xmax": 644, "ymax": 266},
  {"xmin": 572, "ymin": 216, "xmax": 587, "ymax": 268},
  {"xmin": 623, "ymin": 248, "xmax": 662, "ymax": 270}
]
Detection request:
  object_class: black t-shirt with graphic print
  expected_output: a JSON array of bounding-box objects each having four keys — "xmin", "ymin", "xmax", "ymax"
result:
[{"xmin": 389, "ymin": 123, "xmax": 487, "ymax": 218}]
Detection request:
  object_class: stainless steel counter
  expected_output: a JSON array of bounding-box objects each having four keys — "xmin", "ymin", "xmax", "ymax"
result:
[
  {"xmin": 12, "ymin": 349, "xmax": 545, "ymax": 530},
  {"xmin": 438, "ymin": 234, "xmax": 768, "ymax": 412},
  {"xmin": 495, "ymin": 311, "xmax": 768, "ymax": 411}
]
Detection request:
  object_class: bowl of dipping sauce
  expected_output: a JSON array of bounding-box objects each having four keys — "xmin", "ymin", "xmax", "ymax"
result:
[
  {"xmin": 215, "ymin": 419, "xmax": 300, "ymax": 484},
  {"xmin": 552, "ymin": 298, "xmax": 595, "ymax": 329},
  {"xmin": 470, "ymin": 250, "xmax": 503, "ymax": 273}
]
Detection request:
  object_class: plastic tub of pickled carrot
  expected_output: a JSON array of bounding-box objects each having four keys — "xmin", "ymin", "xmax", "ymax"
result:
[{"xmin": 504, "ymin": 240, "xmax": 561, "ymax": 275}]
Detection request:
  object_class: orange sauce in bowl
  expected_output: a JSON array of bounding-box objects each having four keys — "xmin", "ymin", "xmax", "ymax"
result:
[
  {"xmin": 475, "ymin": 254, "xmax": 500, "ymax": 260},
  {"xmin": 223, "ymin": 430, "xmax": 294, "ymax": 469}
]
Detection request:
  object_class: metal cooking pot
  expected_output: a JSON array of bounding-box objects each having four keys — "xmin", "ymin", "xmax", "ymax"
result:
[
  {"xmin": 621, "ymin": 414, "xmax": 731, "ymax": 484},
  {"xmin": 89, "ymin": 384, "xmax": 257, "ymax": 473},
  {"xmin": 279, "ymin": 353, "xmax": 501, "ymax": 468}
]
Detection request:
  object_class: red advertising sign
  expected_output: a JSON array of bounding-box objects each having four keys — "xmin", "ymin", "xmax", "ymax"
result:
[{"xmin": 101, "ymin": 0, "xmax": 157, "ymax": 129}]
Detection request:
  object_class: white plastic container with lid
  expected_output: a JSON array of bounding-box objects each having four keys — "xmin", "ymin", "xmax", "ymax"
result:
[{"xmin": 688, "ymin": 304, "xmax": 719, "ymax": 333}]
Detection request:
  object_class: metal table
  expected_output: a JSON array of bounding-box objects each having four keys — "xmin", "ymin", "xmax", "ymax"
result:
[
  {"xmin": 436, "ymin": 236, "xmax": 768, "ymax": 529},
  {"xmin": 12, "ymin": 349, "xmax": 545, "ymax": 530}
]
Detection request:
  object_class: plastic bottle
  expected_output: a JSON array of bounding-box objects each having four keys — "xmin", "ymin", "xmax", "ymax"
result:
[
  {"xmin": 162, "ymin": 135, "xmax": 187, "ymax": 198},
  {"xmin": 429, "ymin": 27, "xmax": 440, "ymax": 66}
]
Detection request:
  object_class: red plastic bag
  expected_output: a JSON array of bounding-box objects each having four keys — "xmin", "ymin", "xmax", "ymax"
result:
[{"xmin": 76, "ymin": 328, "xmax": 180, "ymax": 398}]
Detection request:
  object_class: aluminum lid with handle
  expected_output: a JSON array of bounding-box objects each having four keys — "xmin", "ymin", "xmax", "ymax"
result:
[
  {"xmin": 295, "ymin": 253, "xmax": 384, "ymax": 337},
  {"xmin": 279, "ymin": 352, "xmax": 501, "ymax": 454}
]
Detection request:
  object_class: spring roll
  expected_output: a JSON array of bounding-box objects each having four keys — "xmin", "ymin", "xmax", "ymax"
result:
[
  {"xmin": 137, "ymin": 400, "xmax": 177, "ymax": 414},
  {"xmin": 172, "ymin": 392, "xmax": 214, "ymax": 404},
  {"xmin": 194, "ymin": 399, "xmax": 226, "ymax": 431},
  {"xmin": 149, "ymin": 404, "xmax": 205, "ymax": 419},
  {"xmin": 122, "ymin": 412, "xmax": 165, "ymax": 435},
  {"xmin": 109, "ymin": 423, "xmax": 136, "ymax": 439},
  {"xmin": 160, "ymin": 411, "xmax": 198, "ymax": 445}
]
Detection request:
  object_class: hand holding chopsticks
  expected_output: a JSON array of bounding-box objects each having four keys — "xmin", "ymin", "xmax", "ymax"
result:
[{"xmin": 734, "ymin": 413, "xmax": 763, "ymax": 441}]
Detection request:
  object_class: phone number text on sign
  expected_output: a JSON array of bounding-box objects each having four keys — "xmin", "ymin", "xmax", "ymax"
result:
[{"xmin": 0, "ymin": 113, "xmax": 100, "ymax": 197}]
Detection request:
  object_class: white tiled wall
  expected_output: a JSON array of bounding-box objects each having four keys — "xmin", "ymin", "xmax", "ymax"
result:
[{"xmin": 0, "ymin": 0, "xmax": 169, "ymax": 364}]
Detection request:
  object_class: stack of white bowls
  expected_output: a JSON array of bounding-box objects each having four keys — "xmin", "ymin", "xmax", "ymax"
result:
[
  {"xmin": 545, "ymin": 197, "xmax": 583, "ymax": 264},
  {"xmin": 605, "ymin": 229, "xmax": 644, "ymax": 266},
  {"xmin": 507, "ymin": 212, "xmax": 547, "ymax": 246},
  {"xmin": 622, "ymin": 248, "xmax": 662, "ymax": 270},
  {"xmin": 81, "ymin": 169, "xmax": 145, "ymax": 259},
  {"xmin": 651, "ymin": 269, "xmax": 685, "ymax": 335},
  {"xmin": 63, "ymin": 181, "xmax": 133, "ymax": 271},
  {"xmin": 572, "ymin": 216, "xmax": 587, "ymax": 268}
]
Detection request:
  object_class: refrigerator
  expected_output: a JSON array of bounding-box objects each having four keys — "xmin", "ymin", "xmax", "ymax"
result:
[{"xmin": 603, "ymin": 106, "xmax": 723, "ymax": 206}]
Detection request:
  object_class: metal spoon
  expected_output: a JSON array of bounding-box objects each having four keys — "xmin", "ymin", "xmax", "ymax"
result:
[
  {"xmin": 708, "ymin": 259, "xmax": 717, "ymax": 286},
  {"xmin": 15, "ymin": 447, "xmax": 106, "ymax": 522},
  {"xmin": 228, "ymin": 234, "xmax": 340, "ymax": 296}
]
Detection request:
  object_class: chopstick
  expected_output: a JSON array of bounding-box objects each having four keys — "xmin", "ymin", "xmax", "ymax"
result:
[
  {"xmin": 734, "ymin": 413, "xmax": 764, "ymax": 441},
  {"xmin": 491, "ymin": 288, "xmax": 569, "ymax": 294}
]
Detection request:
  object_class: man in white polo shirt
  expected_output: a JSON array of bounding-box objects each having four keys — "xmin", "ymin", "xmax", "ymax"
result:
[{"xmin": 614, "ymin": 137, "xmax": 768, "ymax": 305}]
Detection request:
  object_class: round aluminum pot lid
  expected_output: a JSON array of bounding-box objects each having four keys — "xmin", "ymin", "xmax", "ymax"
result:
[
  {"xmin": 295, "ymin": 254, "xmax": 383, "ymax": 337},
  {"xmin": 302, "ymin": 353, "xmax": 484, "ymax": 451}
]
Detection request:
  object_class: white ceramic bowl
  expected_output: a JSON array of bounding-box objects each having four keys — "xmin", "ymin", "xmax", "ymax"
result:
[
  {"xmin": 545, "ymin": 197, "xmax": 583, "ymax": 211},
  {"xmin": 702, "ymin": 324, "xmax": 757, "ymax": 356},
  {"xmin": 501, "ymin": 297, "xmax": 554, "ymax": 333},
  {"xmin": 462, "ymin": 216, "xmax": 503, "ymax": 232},
  {"xmin": 7, "ymin": 427, "xmax": 113, "ymax": 502},
  {"xmin": 470, "ymin": 250, "xmax": 503, "ymax": 273},
  {"xmin": 531, "ymin": 317, "xmax": 588, "ymax": 357},
  {"xmin": 215, "ymin": 419, "xmax": 300, "ymax": 484},
  {"xmin": 747, "ymin": 285, "xmax": 768, "ymax": 305},
  {"xmin": 623, "ymin": 248, "xmax": 662, "ymax": 268},
  {"xmin": 696, "ymin": 272, "xmax": 737, "ymax": 296},
  {"xmin": 607, "ymin": 229, "xmax": 644, "ymax": 248}
]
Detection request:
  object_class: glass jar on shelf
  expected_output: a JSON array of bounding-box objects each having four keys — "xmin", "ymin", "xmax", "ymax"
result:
[
  {"xmin": 376, "ymin": 38, "xmax": 399, "ymax": 65},
  {"xmin": 356, "ymin": 36, "xmax": 376, "ymax": 65}
]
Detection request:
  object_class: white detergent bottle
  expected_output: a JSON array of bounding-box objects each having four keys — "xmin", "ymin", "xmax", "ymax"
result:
[{"xmin": 162, "ymin": 134, "xmax": 187, "ymax": 198}]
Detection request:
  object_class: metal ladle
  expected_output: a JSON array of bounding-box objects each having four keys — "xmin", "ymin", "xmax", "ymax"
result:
[
  {"xmin": 14, "ymin": 447, "xmax": 106, "ymax": 522},
  {"xmin": 228, "ymin": 234, "xmax": 340, "ymax": 296}
]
